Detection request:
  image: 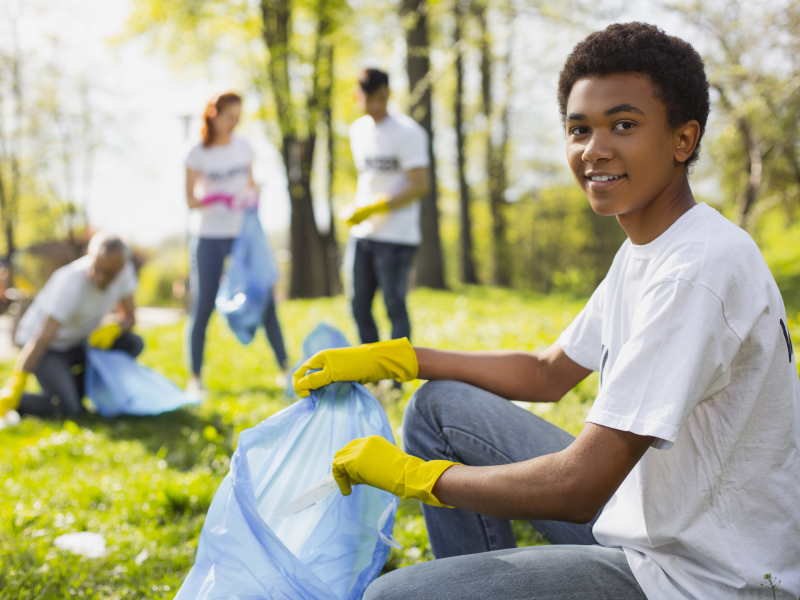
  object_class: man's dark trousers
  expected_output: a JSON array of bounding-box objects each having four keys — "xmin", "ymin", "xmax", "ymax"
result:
[{"xmin": 351, "ymin": 238, "xmax": 417, "ymax": 344}]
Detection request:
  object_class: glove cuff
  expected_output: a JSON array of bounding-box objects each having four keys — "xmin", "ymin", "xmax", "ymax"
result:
[
  {"xmin": 408, "ymin": 458, "xmax": 460, "ymax": 508},
  {"xmin": 369, "ymin": 337, "xmax": 418, "ymax": 382}
]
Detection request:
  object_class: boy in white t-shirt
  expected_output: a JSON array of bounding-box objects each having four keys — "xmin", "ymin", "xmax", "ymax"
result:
[
  {"xmin": 0, "ymin": 232, "xmax": 143, "ymax": 419},
  {"xmin": 293, "ymin": 23, "xmax": 800, "ymax": 599},
  {"xmin": 345, "ymin": 69, "xmax": 431, "ymax": 346}
]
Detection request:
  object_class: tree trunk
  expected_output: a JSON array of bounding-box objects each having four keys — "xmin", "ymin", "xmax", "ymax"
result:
[
  {"xmin": 320, "ymin": 41, "xmax": 341, "ymax": 295},
  {"xmin": 402, "ymin": 0, "xmax": 446, "ymax": 289},
  {"xmin": 475, "ymin": 0, "xmax": 511, "ymax": 286},
  {"xmin": 732, "ymin": 117, "xmax": 762, "ymax": 230},
  {"xmin": 454, "ymin": 0, "xmax": 477, "ymax": 284},
  {"xmin": 261, "ymin": 0, "xmax": 333, "ymax": 298}
]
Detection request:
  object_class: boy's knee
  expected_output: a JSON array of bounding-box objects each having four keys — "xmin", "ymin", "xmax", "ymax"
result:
[
  {"xmin": 402, "ymin": 380, "xmax": 460, "ymax": 455},
  {"xmin": 363, "ymin": 567, "xmax": 412, "ymax": 600}
]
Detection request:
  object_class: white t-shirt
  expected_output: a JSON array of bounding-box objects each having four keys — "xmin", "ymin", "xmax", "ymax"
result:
[
  {"xmin": 15, "ymin": 256, "xmax": 138, "ymax": 352},
  {"xmin": 185, "ymin": 135, "xmax": 255, "ymax": 238},
  {"xmin": 559, "ymin": 203, "xmax": 800, "ymax": 599},
  {"xmin": 348, "ymin": 113, "xmax": 430, "ymax": 245}
]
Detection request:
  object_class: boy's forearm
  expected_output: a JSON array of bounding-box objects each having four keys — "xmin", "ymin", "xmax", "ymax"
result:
[
  {"xmin": 431, "ymin": 423, "xmax": 654, "ymax": 524},
  {"xmin": 415, "ymin": 348, "xmax": 556, "ymax": 402}
]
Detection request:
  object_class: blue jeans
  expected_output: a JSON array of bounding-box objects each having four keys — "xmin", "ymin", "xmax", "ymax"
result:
[
  {"xmin": 351, "ymin": 238, "xmax": 417, "ymax": 344},
  {"xmin": 187, "ymin": 236, "xmax": 287, "ymax": 375},
  {"xmin": 363, "ymin": 380, "xmax": 646, "ymax": 599}
]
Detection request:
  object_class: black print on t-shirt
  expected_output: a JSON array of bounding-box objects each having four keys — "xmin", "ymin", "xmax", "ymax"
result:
[
  {"xmin": 780, "ymin": 318, "xmax": 794, "ymax": 363},
  {"xmin": 364, "ymin": 156, "xmax": 400, "ymax": 172},
  {"xmin": 206, "ymin": 165, "xmax": 249, "ymax": 182},
  {"xmin": 599, "ymin": 345, "xmax": 610, "ymax": 388}
]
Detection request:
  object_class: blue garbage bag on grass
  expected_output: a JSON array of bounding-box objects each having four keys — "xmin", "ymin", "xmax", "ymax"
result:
[
  {"xmin": 286, "ymin": 324, "xmax": 351, "ymax": 398},
  {"xmin": 216, "ymin": 209, "xmax": 279, "ymax": 345},
  {"xmin": 85, "ymin": 349, "xmax": 199, "ymax": 418},
  {"xmin": 175, "ymin": 382, "xmax": 399, "ymax": 600}
]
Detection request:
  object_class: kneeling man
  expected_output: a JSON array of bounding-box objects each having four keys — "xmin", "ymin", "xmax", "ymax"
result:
[{"xmin": 0, "ymin": 232, "xmax": 142, "ymax": 418}]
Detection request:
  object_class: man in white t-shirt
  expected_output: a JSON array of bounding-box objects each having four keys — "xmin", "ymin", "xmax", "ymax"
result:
[
  {"xmin": 0, "ymin": 232, "xmax": 142, "ymax": 419},
  {"xmin": 294, "ymin": 24, "xmax": 800, "ymax": 599},
  {"xmin": 345, "ymin": 68, "xmax": 431, "ymax": 346}
]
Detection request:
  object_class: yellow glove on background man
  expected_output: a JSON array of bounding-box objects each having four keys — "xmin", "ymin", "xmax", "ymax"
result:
[
  {"xmin": 0, "ymin": 371, "xmax": 28, "ymax": 416},
  {"xmin": 333, "ymin": 435, "xmax": 460, "ymax": 508},
  {"xmin": 345, "ymin": 195, "xmax": 390, "ymax": 226},
  {"xmin": 292, "ymin": 338, "xmax": 418, "ymax": 398},
  {"xmin": 88, "ymin": 322, "xmax": 122, "ymax": 349}
]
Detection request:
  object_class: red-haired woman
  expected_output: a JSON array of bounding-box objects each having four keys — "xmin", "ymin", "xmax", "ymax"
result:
[{"xmin": 184, "ymin": 92, "xmax": 287, "ymax": 398}]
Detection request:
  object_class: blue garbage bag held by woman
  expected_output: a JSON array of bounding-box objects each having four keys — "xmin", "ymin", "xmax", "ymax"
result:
[
  {"xmin": 175, "ymin": 382, "xmax": 400, "ymax": 600},
  {"xmin": 215, "ymin": 208, "xmax": 280, "ymax": 345}
]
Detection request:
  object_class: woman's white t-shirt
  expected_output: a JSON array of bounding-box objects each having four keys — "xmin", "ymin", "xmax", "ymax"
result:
[
  {"xmin": 185, "ymin": 135, "xmax": 255, "ymax": 238},
  {"xmin": 559, "ymin": 203, "xmax": 800, "ymax": 599},
  {"xmin": 348, "ymin": 113, "xmax": 430, "ymax": 246}
]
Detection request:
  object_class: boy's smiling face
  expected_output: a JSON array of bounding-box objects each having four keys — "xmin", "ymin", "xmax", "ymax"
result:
[{"xmin": 565, "ymin": 73, "xmax": 698, "ymax": 224}]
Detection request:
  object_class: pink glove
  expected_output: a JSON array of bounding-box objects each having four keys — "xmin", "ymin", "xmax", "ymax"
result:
[{"xmin": 202, "ymin": 193, "xmax": 235, "ymax": 209}]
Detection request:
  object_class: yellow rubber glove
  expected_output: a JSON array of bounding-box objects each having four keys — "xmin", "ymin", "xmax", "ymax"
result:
[
  {"xmin": 345, "ymin": 196, "xmax": 390, "ymax": 226},
  {"xmin": 292, "ymin": 337, "xmax": 418, "ymax": 398},
  {"xmin": 0, "ymin": 371, "xmax": 28, "ymax": 416},
  {"xmin": 333, "ymin": 435, "xmax": 460, "ymax": 508},
  {"xmin": 88, "ymin": 322, "xmax": 122, "ymax": 349}
]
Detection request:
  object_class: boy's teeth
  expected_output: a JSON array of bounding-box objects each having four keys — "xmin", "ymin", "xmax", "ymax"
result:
[{"xmin": 591, "ymin": 175, "xmax": 621, "ymax": 181}]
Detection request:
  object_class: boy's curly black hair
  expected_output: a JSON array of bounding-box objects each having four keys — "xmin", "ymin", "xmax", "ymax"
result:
[{"xmin": 557, "ymin": 22, "xmax": 710, "ymax": 167}]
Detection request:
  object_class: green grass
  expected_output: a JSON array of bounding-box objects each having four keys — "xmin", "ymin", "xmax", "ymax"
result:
[{"xmin": 5, "ymin": 285, "xmax": 795, "ymax": 599}]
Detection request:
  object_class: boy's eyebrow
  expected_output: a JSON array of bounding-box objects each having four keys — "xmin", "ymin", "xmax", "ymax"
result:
[
  {"xmin": 566, "ymin": 104, "xmax": 645, "ymax": 122},
  {"xmin": 604, "ymin": 103, "xmax": 645, "ymax": 116}
]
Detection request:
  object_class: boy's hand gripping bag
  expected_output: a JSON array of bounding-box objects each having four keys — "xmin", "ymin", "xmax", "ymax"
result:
[
  {"xmin": 175, "ymin": 382, "xmax": 400, "ymax": 600},
  {"xmin": 285, "ymin": 324, "xmax": 351, "ymax": 398},
  {"xmin": 216, "ymin": 209, "xmax": 279, "ymax": 345},
  {"xmin": 85, "ymin": 349, "xmax": 200, "ymax": 418}
]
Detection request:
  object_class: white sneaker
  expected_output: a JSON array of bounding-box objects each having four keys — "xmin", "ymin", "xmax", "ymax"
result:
[{"xmin": 185, "ymin": 379, "xmax": 207, "ymax": 401}]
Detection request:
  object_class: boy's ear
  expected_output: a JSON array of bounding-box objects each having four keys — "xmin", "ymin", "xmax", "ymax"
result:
[{"xmin": 674, "ymin": 120, "xmax": 701, "ymax": 164}]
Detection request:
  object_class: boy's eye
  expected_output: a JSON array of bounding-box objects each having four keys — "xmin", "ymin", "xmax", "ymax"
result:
[
  {"xmin": 569, "ymin": 126, "xmax": 590, "ymax": 136},
  {"xmin": 612, "ymin": 121, "xmax": 635, "ymax": 131}
]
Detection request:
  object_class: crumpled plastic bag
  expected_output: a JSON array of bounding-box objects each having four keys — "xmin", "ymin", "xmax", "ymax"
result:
[
  {"xmin": 216, "ymin": 208, "xmax": 279, "ymax": 345},
  {"xmin": 85, "ymin": 349, "xmax": 199, "ymax": 417},
  {"xmin": 175, "ymin": 382, "xmax": 399, "ymax": 600},
  {"xmin": 54, "ymin": 532, "xmax": 108, "ymax": 558},
  {"xmin": 286, "ymin": 323, "xmax": 351, "ymax": 398}
]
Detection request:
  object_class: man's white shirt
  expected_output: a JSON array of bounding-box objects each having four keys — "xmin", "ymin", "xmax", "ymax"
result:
[
  {"xmin": 348, "ymin": 113, "xmax": 430, "ymax": 246},
  {"xmin": 559, "ymin": 203, "xmax": 800, "ymax": 599},
  {"xmin": 15, "ymin": 256, "xmax": 138, "ymax": 351}
]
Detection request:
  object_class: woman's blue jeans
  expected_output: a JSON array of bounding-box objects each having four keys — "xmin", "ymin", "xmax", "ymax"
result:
[{"xmin": 187, "ymin": 236, "xmax": 287, "ymax": 375}]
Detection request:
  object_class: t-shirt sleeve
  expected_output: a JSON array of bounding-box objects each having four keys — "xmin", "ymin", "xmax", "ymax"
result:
[
  {"xmin": 240, "ymin": 138, "xmax": 256, "ymax": 164},
  {"xmin": 185, "ymin": 144, "xmax": 204, "ymax": 171},
  {"xmin": 587, "ymin": 279, "xmax": 741, "ymax": 448},
  {"xmin": 398, "ymin": 124, "xmax": 430, "ymax": 171},
  {"xmin": 559, "ymin": 278, "xmax": 607, "ymax": 371}
]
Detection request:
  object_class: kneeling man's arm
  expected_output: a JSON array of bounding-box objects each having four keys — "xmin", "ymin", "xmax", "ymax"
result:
[
  {"xmin": 432, "ymin": 423, "xmax": 653, "ymax": 524},
  {"xmin": 416, "ymin": 342, "xmax": 591, "ymax": 403}
]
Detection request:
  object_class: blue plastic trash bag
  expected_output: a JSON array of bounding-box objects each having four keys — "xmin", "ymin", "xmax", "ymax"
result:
[
  {"xmin": 216, "ymin": 209, "xmax": 279, "ymax": 345},
  {"xmin": 85, "ymin": 349, "xmax": 199, "ymax": 418},
  {"xmin": 286, "ymin": 323, "xmax": 351, "ymax": 398},
  {"xmin": 175, "ymin": 382, "xmax": 399, "ymax": 600}
]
